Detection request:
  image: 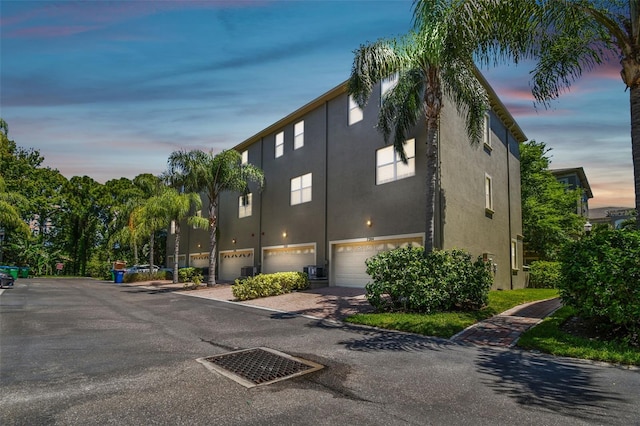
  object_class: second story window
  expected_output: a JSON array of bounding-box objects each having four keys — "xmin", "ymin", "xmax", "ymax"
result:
[
  {"xmin": 294, "ymin": 120, "xmax": 304, "ymax": 150},
  {"xmin": 238, "ymin": 193, "xmax": 252, "ymax": 218},
  {"xmin": 376, "ymin": 139, "xmax": 416, "ymax": 185},
  {"xmin": 485, "ymin": 174, "xmax": 494, "ymax": 213},
  {"xmin": 381, "ymin": 72, "xmax": 398, "ymax": 103},
  {"xmin": 483, "ymin": 113, "xmax": 492, "ymax": 149},
  {"xmin": 291, "ymin": 173, "xmax": 312, "ymax": 205},
  {"xmin": 348, "ymin": 95, "xmax": 363, "ymax": 125},
  {"xmin": 241, "ymin": 150, "xmax": 248, "ymax": 165},
  {"xmin": 275, "ymin": 131, "xmax": 284, "ymax": 158}
]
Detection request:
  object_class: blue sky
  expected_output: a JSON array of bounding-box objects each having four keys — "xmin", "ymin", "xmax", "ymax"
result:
[{"xmin": 0, "ymin": 0, "xmax": 633, "ymax": 208}]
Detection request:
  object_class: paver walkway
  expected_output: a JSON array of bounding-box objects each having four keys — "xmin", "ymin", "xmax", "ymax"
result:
[{"xmin": 451, "ymin": 297, "xmax": 562, "ymax": 347}]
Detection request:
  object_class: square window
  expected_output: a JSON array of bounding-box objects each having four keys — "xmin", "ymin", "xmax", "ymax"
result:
[
  {"xmin": 275, "ymin": 131, "xmax": 284, "ymax": 158},
  {"xmin": 376, "ymin": 139, "xmax": 416, "ymax": 185},
  {"xmin": 239, "ymin": 193, "xmax": 252, "ymax": 218},
  {"xmin": 294, "ymin": 120, "xmax": 304, "ymax": 150},
  {"xmin": 291, "ymin": 172, "xmax": 312, "ymax": 205},
  {"xmin": 348, "ymin": 95, "xmax": 363, "ymax": 125}
]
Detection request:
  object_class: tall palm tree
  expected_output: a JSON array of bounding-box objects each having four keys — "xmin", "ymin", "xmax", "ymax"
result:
[
  {"xmin": 446, "ymin": 0, "xmax": 640, "ymax": 227},
  {"xmin": 167, "ymin": 149, "xmax": 264, "ymax": 286},
  {"xmin": 146, "ymin": 187, "xmax": 208, "ymax": 283},
  {"xmin": 349, "ymin": 3, "xmax": 489, "ymax": 253}
]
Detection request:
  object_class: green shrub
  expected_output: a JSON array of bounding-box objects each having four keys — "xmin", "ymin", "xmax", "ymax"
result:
[
  {"xmin": 86, "ymin": 259, "xmax": 112, "ymax": 280},
  {"xmin": 178, "ymin": 267, "xmax": 202, "ymax": 285},
  {"xmin": 123, "ymin": 271, "xmax": 172, "ymax": 283},
  {"xmin": 232, "ymin": 272, "xmax": 309, "ymax": 301},
  {"xmin": 365, "ymin": 247, "xmax": 492, "ymax": 313},
  {"xmin": 528, "ymin": 261, "xmax": 562, "ymax": 288},
  {"xmin": 559, "ymin": 229, "xmax": 640, "ymax": 344}
]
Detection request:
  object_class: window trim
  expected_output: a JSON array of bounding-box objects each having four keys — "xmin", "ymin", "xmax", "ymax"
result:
[
  {"xmin": 511, "ymin": 238, "xmax": 519, "ymax": 271},
  {"xmin": 376, "ymin": 139, "xmax": 416, "ymax": 185},
  {"xmin": 294, "ymin": 120, "xmax": 304, "ymax": 150},
  {"xmin": 483, "ymin": 112, "xmax": 492, "ymax": 150},
  {"xmin": 348, "ymin": 95, "xmax": 363, "ymax": 125},
  {"xmin": 485, "ymin": 173, "xmax": 494, "ymax": 214},
  {"xmin": 290, "ymin": 172, "xmax": 312, "ymax": 206},
  {"xmin": 238, "ymin": 193, "xmax": 252, "ymax": 218},
  {"xmin": 275, "ymin": 131, "xmax": 284, "ymax": 158}
]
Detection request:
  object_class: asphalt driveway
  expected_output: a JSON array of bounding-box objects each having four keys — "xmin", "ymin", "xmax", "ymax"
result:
[{"xmin": 1, "ymin": 278, "xmax": 638, "ymax": 425}]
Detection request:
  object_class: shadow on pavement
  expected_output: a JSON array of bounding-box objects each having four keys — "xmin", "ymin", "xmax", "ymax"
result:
[{"xmin": 475, "ymin": 348, "xmax": 630, "ymax": 422}]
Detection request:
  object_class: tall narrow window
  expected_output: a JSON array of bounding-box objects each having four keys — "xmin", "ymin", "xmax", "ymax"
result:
[
  {"xmin": 348, "ymin": 95, "xmax": 363, "ymax": 125},
  {"xmin": 170, "ymin": 220, "xmax": 176, "ymax": 235},
  {"xmin": 483, "ymin": 113, "xmax": 492, "ymax": 148},
  {"xmin": 241, "ymin": 150, "xmax": 248, "ymax": 165},
  {"xmin": 275, "ymin": 131, "xmax": 284, "ymax": 158},
  {"xmin": 194, "ymin": 210, "xmax": 202, "ymax": 229},
  {"xmin": 376, "ymin": 139, "xmax": 416, "ymax": 185},
  {"xmin": 511, "ymin": 239, "xmax": 518, "ymax": 270},
  {"xmin": 294, "ymin": 120, "xmax": 304, "ymax": 150},
  {"xmin": 290, "ymin": 173, "xmax": 312, "ymax": 205},
  {"xmin": 238, "ymin": 193, "xmax": 252, "ymax": 218},
  {"xmin": 381, "ymin": 72, "xmax": 398, "ymax": 102},
  {"xmin": 485, "ymin": 174, "xmax": 494, "ymax": 213}
]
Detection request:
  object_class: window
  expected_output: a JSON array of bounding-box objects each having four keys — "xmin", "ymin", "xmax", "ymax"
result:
[
  {"xmin": 483, "ymin": 113, "xmax": 492, "ymax": 149},
  {"xmin": 294, "ymin": 120, "xmax": 304, "ymax": 150},
  {"xmin": 170, "ymin": 220, "xmax": 176, "ymax": 235},
  {"xmin": 376, "ymin": 139, "xmax": 416, "ymax": 185},
  {"xmin": 194, "ymin": 210, "xmax": 202, "ymax": 229},
  {"xmin": 238, "ymin": 193, "xmax": 252, "ymax": 218},
  {"xmin": 348, "ymin": 95, "xmax": 363, "ymax": 125},
  {"xmin": 511, "ymin": 239, "xmax": 518, "ymax": 270},
  {"xmin": 241, "ymin": 150, "xmax": 248, "ymax": 165},
  {"xmin": 275, "ymin": 131, "xmax": 284, "ymax": 158},
  {"xmin": 290, "ymin": 173, "xmax": 312, "ymax": 205},
  {"xmin": 485, "ymin": 174, "xmax": 494, "ymax": 213},
  {"xmin": 381, "ymin": 72, "xmax": 398, "ymax": 102}
]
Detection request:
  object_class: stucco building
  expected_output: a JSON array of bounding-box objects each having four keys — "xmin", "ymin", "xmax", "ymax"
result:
[{"xmin": 168, "ymin": 74, "xmax": 527, "ymax": 290}]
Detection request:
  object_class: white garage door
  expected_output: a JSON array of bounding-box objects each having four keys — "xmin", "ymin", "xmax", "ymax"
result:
[
  {"xmin": 332, "ymin": 237, "xmax": 423, "ymax": 287},
  {"xmin": 219, "ymin": 250, "xmax": 254, "ymax": 282},
  {"xmin": 262, "ymin": 245, "xmax": 315, "ymax": 274}
]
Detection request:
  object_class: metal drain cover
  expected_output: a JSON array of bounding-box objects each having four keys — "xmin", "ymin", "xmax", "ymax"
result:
[{"xmin": 197, "ymin": 347, "xmax": 324, "ymax": 388}]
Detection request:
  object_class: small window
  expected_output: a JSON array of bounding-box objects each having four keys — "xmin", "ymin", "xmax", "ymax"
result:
[
  {"xmin": 170, "ymin": 220, "xmax": 176, "ymax": 235},
  {"xmin": 275, "ymin": 131, "xmax": 284, "ymax": 158},
  {"xmin": 483, "ymin": 113, "xmax": 492, "ymax": 149},
  {"xmin": 291, "ymin": 173, "xmax": 312, "ymax": 205},
  {"xmin": 241, "ymin": 150, "xmax": 248, "ymax": 165},
  {"xmin": 238, "ymin": 193, "xmax": 252, "ymax": 218},
  {"xmin": 294, "ymin": 120, "xmax": 304, "ymax": 150},
  {"xmin": 485, "ymin": 174, "xmax": 494, "ymax": 213},
  {"xmin": 348, "ymin": 95, "xmax": 363, "ymax": 125},
  {"xmin": 511, "ymin": 239, "xmax": 518, "ymax": 270},
  {"xmin": 381, "ymin": 72, "xmax": 398, "ymax": 102},
  {"xmin": 193, "ymin": 210, "xmax": 202, "ymax": 229},
  {"xmin": 376, "ymin": 139, "xmax": 416, "ymax": 185}
]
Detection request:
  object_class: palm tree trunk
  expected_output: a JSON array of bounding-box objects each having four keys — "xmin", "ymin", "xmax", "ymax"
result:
[
  {"xmin": 631, "ymin": 84, "xmax": 640, "ymax": 229},
  {"xmin": 173, "ymin": 223, "xmax": 180, "ymax": 284},
  {"xmin": 207, "ymin": 199, "xmax": 218, "ymax": 287},
  {"xmin": 149, "ymin": 232, "xmax": 154, "ymax": 273},
  {"xmin": 423, "ymin": 68, "xmax": 442, "ymax": 253}
]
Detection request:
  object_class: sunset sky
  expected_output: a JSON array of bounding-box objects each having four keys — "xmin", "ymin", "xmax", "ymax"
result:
[{"xmin": 1, "ymin": 0, "xmax": 633, "ymax": 209}]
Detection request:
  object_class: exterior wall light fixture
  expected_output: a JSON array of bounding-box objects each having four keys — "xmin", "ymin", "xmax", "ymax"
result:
[
  {"xmin": 282, "ymin": 232, "xmax": 287, "ymax": 238},
  {"xmin": 366, "ymin": 219, "xmax": 372, "ymax": 227}
]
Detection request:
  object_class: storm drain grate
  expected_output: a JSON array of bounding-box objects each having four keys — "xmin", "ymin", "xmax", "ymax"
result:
[{"xmin": 197, "ymin": 347, "xmax": 323, "ymax": 388}]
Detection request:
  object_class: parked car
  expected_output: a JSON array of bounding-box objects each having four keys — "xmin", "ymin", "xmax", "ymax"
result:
[{"xmin": 0, "ymin": 271, "xmax": 15, "ymax": 288}]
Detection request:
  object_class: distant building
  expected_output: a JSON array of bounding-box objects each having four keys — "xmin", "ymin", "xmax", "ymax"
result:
[
  {"xmin": 551, "ymin": 167, "xmax": 593, "ymax": 218},
  {"xmin": 589, "ymin": 207, "xmax": 637, "ymax": 229}
]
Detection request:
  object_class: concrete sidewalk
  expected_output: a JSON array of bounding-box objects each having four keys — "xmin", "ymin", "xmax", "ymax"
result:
[{"xmin": 125, "ymin": 280, "xmax": 561, "ymax": 347}]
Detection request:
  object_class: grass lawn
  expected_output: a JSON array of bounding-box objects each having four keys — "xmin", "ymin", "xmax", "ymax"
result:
[
  {"xmin": 344, "ymin": 288, "xmax": 558, "ymax": 338},
  {"xmin": 517, "ymin": 306, "xmax": 640, "ymax": 366}
]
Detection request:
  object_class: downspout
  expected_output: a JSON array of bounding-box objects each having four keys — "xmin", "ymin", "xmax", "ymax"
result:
[
  {"xmin": 506, "ymin": 128, "xmax": 513, "ymax": 290},
  {"xmin": 324, "ymin": 101, "xmax": 329, "ymax": 284},
  {"xmin": 258, "ymin": 137, "xmax": 264, "ymax": 274}
]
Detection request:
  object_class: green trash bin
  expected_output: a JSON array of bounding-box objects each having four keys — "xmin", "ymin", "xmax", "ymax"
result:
[
  {"xmin": 6, "ymin": 267, "xmax": 18, "ymax": 279},
  {"xmin": 19, "ymin": 267, "xmax": 29, "ymax": 278}
]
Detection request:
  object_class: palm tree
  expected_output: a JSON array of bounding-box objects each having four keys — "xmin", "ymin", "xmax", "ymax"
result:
[
  {"xmin": 349, "ymin": 3, "xmax": 489, "ymax": 253},
  {"xmin": 146, "ymin": 187, "xmax": 208, "ymax": 283},
  {"xmin": 446, "ymin": 0, "xmax": 640, "ymax": 228},
  {"xmin": 167, "ymin": 149, "xmax": 264, "ymax": 286}
]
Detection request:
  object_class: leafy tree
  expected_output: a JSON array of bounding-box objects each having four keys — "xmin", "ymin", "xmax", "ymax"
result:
[
  {"xmin": 167, "ymin": 149, "xmax": 264, "ymax": 286},
  {"xmin": 520, "ymin": 141, "xmax": 585, "ymax": 260},
  {"xmin": 349, "ymin": 2, "xmax": 490, "ymax": 253},
  {"xmin": 450, "ymin": 0, "xmax": 640, "ymax": 228}
]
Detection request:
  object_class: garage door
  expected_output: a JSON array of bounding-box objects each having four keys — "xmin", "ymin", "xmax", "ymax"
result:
[
  {"xmin": 219, "ymin": 250, "xmax": 254, "ymax": 282},
  {"xmin": 332, "ymin": 237, "xmax": 423, "ymax": 287},
  {"xmin": 262, "ymin": 245, "xmax": 315, "ymax": 274}
]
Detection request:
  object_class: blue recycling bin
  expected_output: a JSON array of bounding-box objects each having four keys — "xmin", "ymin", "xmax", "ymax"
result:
[{"xmin": 114, "ymin": 270, "xmax": 125, "ymax": 284}]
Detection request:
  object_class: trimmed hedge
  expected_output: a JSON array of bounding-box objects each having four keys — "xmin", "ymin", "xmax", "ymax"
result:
[
  {"xmin": 178, "ymin": 267, "xmax": 202, "ymax": 285},
  {"xmin": 232, "ymin": 272, "xmax": 309, "ymax": 301},
  {"xmin": 527, "ymin": 261, "xmax": 562, "ymax": 288},
  {"xmin": 559, "ymin": 229, "xmax": 640, "ymax": 345},
  {"xmin": 123, "ymin": 270, "xmax": 172, "ymax": 283},
  {"xmin": 365, "ymin": 247, "xmax": 492, "ymax": 313}
]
